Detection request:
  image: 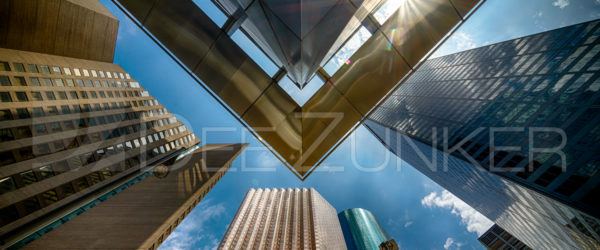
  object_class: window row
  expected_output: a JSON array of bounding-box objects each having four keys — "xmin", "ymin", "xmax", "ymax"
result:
[
  {"xmin": 0, "ymin": 118, "xmax": 188, "ymax": 168},
  {"xmin": 0, "ymin": 61, "xmax": 131, "ymax": 80},
  {"xmin": 0, "ymin": 154, "xmax": 143, "ymax": 227},
  {"xmin": 0, "ymin": 75, "xmax": 139, "ymax": 89},
  {"xmin": 0, "ymin": 89, "xmax": 142, "ymax": 103}
]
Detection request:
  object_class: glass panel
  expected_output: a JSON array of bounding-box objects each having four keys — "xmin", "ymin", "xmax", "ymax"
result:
[
  {"xmin": 193, "ymin": 0, "xmax": 228, "ymax": 27},
  {"xmin": 373, "ymin": 0, "xmax": 405, "ymax": 24},
  {"xmin": 231, "ymin": 29, "xmax": 279, "ymax": 76},
  {"xmin": 323, "ymin": 27, "xmax": 372, "ymax": 75},
  {"xmin": 278, "ymin": 75, "xmax": 324, "ymax": 106}
]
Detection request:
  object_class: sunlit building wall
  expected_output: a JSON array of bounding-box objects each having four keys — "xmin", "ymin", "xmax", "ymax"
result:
[
  {"xmin": 366, "ymin": 19, "xmax": 600, "ymax": 249},
  {"xmin": 0, "ymin": 0, "xmax": 203, "ymax": 247},
  {"xmin": 220, "ymin": 188, "xmax": 347, "ymax": 250}
]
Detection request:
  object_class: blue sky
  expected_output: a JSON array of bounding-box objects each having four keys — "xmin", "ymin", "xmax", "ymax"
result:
[{"xmin": 99, "ymin": 0, "xmax": 600, "ymax": 249}]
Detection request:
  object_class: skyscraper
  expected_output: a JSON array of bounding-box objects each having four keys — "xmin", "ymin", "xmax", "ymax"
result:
[
  {"xmin": 19, "ymin": 143, "xmax": 247, "ymax": 249},
  {"xmin": 478, "ymin": 224, "xmax": 532, "ymax": 250},
  {"xmin": 366, "ymin": 20, "xmax": 600, "ymax": 248},
  {"xmin": 0, "ymin": 0, "xmax": 245, "ymax": 247},
  {"xmin": 219, "ymin": 188, "xmax": 347, "ymax": 249},
  {"xmin": 338, "ymin": 208, "xmax": 398, "ymax": 250}
]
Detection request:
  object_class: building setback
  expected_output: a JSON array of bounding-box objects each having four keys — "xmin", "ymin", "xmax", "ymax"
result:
[
  {"xmin": 219, "ymin": 188, "xmax": 347, "ymax": 250},
  {"xmin": 478, "ymin": 224, "xmax": 532, "ymax": 250},
  {"xmin": 366, "ymin": 19, "xmax": 600, "ymax": 249}
]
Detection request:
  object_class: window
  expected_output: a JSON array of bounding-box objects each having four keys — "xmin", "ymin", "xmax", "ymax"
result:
[
  {"xmin": 69, "ymin": 91, "xmax": 78, "ymax": 99},
  {"xmin": 47, "ymin": 106, "xmax": 58, "ymax": 115},
  {"xmin": 42, "ymin": 78, "xmax": 52, "ymax": 86},
  {"xmin": 0, "ymin": 61, "xmax": 11, "ymax": 71},
  {"xmin": 0, "ymin": 109, "xmax": 12, "ymax": 121},
  {"xmin": 27, "ymin": 64, "xmax": 38, "ymax": 73},
  {"xmin": 90, "ymin": 91, "xmax": 97, "ymax": 98},
  {"xmin": 231, "ymin": 29, "xmax": 279, "ymax": 76},
  {"xmin": 0, "ymin": 92, "xmax": 12, "ymax": 102},
  {"xmin": 38, "ymin": 166, "xmax": 54, "ymax": 180},
  {"xmin": 14, "ymin": 126, "xmax": 31, "ymax": 139},
  {"xmin": 0, "ymin": 76, "xmax": 10, "ymax": 86},
  {"xmin": 32, "ymin": 107, "xmax": 44, "ymax": 117},
  {"xmin": 54, "ymin": 78, "xmax": 64, "ymax": 86},
  {"xmin": 57, "ymin": 91, "xmax": 67, "ymax": 100},
  {"xmin": 13, "ymin": 63, "xmax": 25, "ymax": 72},
  {"xmin": 40, "ymin": 65, "xmax": 51, "ymax": 74},
  {"xmin": 45, "ymin": 91, "xmax": 56, "ymax": 100},
  {"xmin": 82, "ymin": 69, "xmax": 89, "ymax": 77},
  {"xmin": 99, "ymin": 71, "xmax": 105, "ymax": 78},
  {"xmin": 66, "ymin": 79, "xmax": 74, "ymax": 87},
  {"xmin": 31, "ymin": 91, "xmax": 43, "ymax": 101},
  {"xmin": 42, "ymin": 189, "xmax": 59, "ymax": 206},
  {"xmin": 14, "ymin": 76, "xmax": 26, "ymax": 86},
  {"xmin": 35, "ymin": 124, "xmax": 48, "ymax": 134},
  {"xmin": 0, "ymin": 177, "xmax": 16, "ymax": 195},
  {"xmin": 30, "ymin": 77, "xmax": 40, "ymax": 86},
  {"xmin": 76, "ymin": 79, "xmax": 84, "ymax": 87},
  {"xmin": 80, "ymin": 91, "xmax": 88, "ymax": 99},
  {"xmin": 0, "ymin": 128, "xmax": 14, "ymax": 142},
  {"xmin": 91, "ymin": 70, "xmax": 97, "ymax": 77},
  {"xmin": 22, "ymin": 196, "xmax": 41, "ymax": 214},
  {"xmin": 323, "ymin": 26, "xmax": 372, "ymax": 75},
  {"xmin": 51, "ymin": 66, "xmax": 61, "ymax": 74},
  {"xmin": 49, "ymin": 122, "xmax": 62, "ymax": 132},
  {"xmin": 60, "ymin": 105, "xmax": 71, "ymax": 114},
  {"xmin": 16, "ymin": 108, "xmax": 29, "ymax": 119},
  {"xmin": 74, "ymin": 68, "xmax": 81, "ymax": 76},
  {"xmin": 20, "ymin": 170, "xmax": 37, "ymax": 186},
  {"xmin": 15, "ymin": 92, "xmax": 28, "ymax": 102}
]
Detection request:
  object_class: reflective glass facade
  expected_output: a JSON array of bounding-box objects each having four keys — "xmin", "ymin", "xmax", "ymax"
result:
[
  {"xmin": 478, "ymin": 224, "xmax": 532, "ymax": 250},
  {"xmin": 338, "ymin": 208, "xmax": 393, "ymax": 250},
  {"xmin": 367, "ymin": 19, "xmax": 600, "ymax": 249}
]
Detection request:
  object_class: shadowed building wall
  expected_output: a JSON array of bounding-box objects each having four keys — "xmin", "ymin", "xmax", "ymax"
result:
[
  {"xmin": 220, "ymin": 187, "xmax": 347, "ymax": 250},
  {"xmin": 21, "ymin": 143, "xmax": 246, "ymax": 249},
  {"xmin": 0, "ymin": 0, "xmax": 119, "ymax": 63}
]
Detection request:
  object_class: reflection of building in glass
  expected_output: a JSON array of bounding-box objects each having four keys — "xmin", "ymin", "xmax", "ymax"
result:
[
  {"xmin": 479, "ymin": 224, "xmax": 532, "ymax": 250},
  {"xmin": 220, "ymin": 188, "xmax": 347, "ymax": 249},
  {"xmin": 20, "ymin": 143, "xmax": 246, "ymax": 249},
  {"xmin": 367, "ymin": 20, "xmax": 600, "ymax": 249},
  {"xmin": 0, "ymin": 1, "xmax": 246, "ymax": 248},
  {"xmin": 339, "ymin": 208, "xmax": 398, "ymax": 250}
]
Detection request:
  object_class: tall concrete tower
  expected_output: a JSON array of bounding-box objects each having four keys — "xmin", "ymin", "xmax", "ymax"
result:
[{"xmin": 219, "ymin": 188, "xmax": 347, "ymax": 250}]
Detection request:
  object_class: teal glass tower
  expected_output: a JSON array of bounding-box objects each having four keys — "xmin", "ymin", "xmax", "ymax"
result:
[{"xmin": 338, "ymin": 208, "xmax": 396, "ymax": 250}]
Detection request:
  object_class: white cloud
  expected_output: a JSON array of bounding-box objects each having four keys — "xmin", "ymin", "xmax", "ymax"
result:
[
  {"xmin": 404, "ymin": 221, "xmax": 413, "ymax": 228},
  {"xmin": 443, "ymin": 237, "xmax": 463, "ymax": 250},
  {"xmin": 451, "ymin": 31, "xmax": 477, "ymax": 52},
  {"xmin": 552, "ymin": 0, "xmax": 569, "ymax": 9},
  {"xmin": 421, "ymin": 190, "xmax": 493, "ymax": 236},
  {"xmin": 159, "ymin": 199, "xmax": 226, "ymax": 250}
]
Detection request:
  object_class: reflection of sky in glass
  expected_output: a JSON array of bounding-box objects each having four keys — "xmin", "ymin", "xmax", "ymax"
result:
[
  {"xmin": 192, "ymin": 0, "xmax": 227, "ymax": 27},
  {"xmin": 230, "ymin": 30, "xmax": 279, "ymax": 76},
  {"xmin": 373, "ymin": 0, "xmax": 405, "ymax": 24},
  {"xmin": 323, "ymin": 27, "xmax": 372, "ymax": 76},
  {"xmin": 278, "ymin": 75, "xmax": 323, "ymax": 106}
]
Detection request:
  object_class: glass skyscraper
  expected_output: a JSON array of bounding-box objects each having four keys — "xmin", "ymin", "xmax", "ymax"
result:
[
  {"xmin": 366, "ymin": 19, "xmax": 600, "ymax": 249},
  {"xmin": 338, "ymin": 208, "xmax": 398, "ymax": 250}
]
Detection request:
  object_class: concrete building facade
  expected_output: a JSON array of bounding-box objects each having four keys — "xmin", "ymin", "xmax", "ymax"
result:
[{"xmin": 219, "ymin": 188, "xmax": 347, "ymax": 250}]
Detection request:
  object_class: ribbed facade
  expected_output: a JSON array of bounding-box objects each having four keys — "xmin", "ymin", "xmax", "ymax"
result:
[{"xmin": 219, "ymin": 188, "xmax": 347, "ymax": 250}]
